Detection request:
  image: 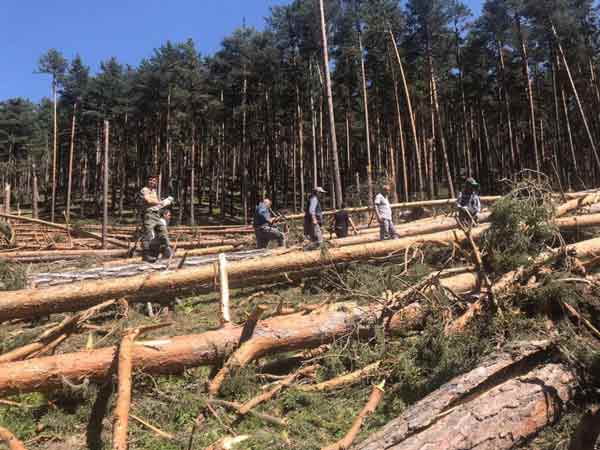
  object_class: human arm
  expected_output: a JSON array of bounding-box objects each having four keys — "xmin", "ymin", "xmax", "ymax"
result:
[
  {"xmin": 472, "ymin": 195, "xmax": 481, "ymax": 216},
  {"xmin": 308, "ymin": 197, "xmax": 319, "ymax": 225},
  {"xmin": 349, "ymin": 216, "xmax": 359, "ymax": 235},
  {"xmin": 374, "ymin": 195, "xmax": 383, "ymax": 223}
]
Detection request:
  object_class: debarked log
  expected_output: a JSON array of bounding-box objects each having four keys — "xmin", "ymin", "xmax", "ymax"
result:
[{"xmin": 0, "ymin": 227, "xmax": 489, "ymax": 322}]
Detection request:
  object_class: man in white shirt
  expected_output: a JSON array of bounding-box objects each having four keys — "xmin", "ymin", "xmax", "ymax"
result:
[{"xmin": 374, "ymin": 184, "xmax": 398, "ymax": 240}]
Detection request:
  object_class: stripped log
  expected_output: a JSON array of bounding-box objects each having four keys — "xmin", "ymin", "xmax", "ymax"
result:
[
  {"xmin": 0, "ymin": 425, "xmax": 27, "ymax": 450},
  {"xmin": 354, "ymin": 342, "xmax": 570, "ymax": 450},
  {"xmin": 0, "ymin": 226, "xmax": 491, "ymax": 322},
  {"xmin": 323, "ymin": 381, "xmax": 385, "ymax": 450}
]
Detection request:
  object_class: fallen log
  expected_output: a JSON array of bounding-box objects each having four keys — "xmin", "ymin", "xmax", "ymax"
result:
[
  {"xmin": 354, "ymin": 363, "xmax": 574, "ymax": 450},
  {"xmin": 113, "ymin": 328, "xmax": 140, "ymax": 450},
  {"xmin": 301, "ymin": 362, "xmax": 382, "ymax": 392},
  {"xmin": 0, "ymin": 301, "xmax": 407, "ymax": 396},
  {"xmin": 0, "ymin": 227, "xmax": 489, "ymax": 322},
  {"xmin": 0, "ymin": 212, "xmax": 129, "ymax": 249},
  {"xmin": 323, "ymin": 381, "xmax": 385, "ymax": 450},
  {"xmin": 0, "ymin": 426, "xmax": 27, "ymax": 450},
  {"xmin": 354, "ymin": 342, "xmax": 570, "ymax": 450}
]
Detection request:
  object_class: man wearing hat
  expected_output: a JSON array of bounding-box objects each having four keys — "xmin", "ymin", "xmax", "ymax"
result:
[
  {"xmin": 139, "ymin": 175, "xmax": 174, "ymax": 262},
  {"xmin": 375, "ymin": 183, "xmax": 399, "ymax": 240},
  {"xmin": 456, "ymin": 177, "xmax": 481, "ymax": 224},
  {"xmin": 304, "ymin": 187, "xmax": 326, "ymax": 250}
]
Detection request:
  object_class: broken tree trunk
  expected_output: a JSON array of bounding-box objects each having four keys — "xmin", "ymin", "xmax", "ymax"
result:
[
  {"xmin": 112, "ymin": 328, "xmax": 141, "ymax": 450},
  {"xmin": 354, "ymin": 342, "xmax": 572, "ymax": 450},
  {"xmin": 0, "ymin": 426, "xmax": 27, "ymax": 450}
]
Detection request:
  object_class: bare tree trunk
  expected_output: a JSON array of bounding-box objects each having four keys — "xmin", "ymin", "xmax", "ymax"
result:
[
  {"xmin": 389, "ymin": 30, "xmax": 422, "ymax": 198},
  {"xmin": 3, "ymin": 184, "xmax": 10, "ymax": 215},
  {"xmin": 190, "ymin": 127, "xmax": 196, "ymax": 226},
  {"xmin": 102, "ymin": 121, "xmax": 109, "ymax": 250},
  {"xmin": 32, "ymin": 163, "xmax": 39, "ymax": 219},
  {"xmin": 318, "ymin": 0, "xmax": 343, "ymax": 207},
  {"xmin": 50, "ymin": 78, "xmax": 59, "ymax": 223},
  {"xmin": 358, "ymin": 32, "xmax": 374, "ymax": 204},
  {"xmin": 297, "ymin": 87, "xmax": 306, "ymax": 205},
  {"xmin": 552, "ymin": 23, "xmax": 600, "ymax": 175},
  {"xmin": 516, "ymin": 15, "xmax": 540, "ymax": 180},
  {"xmin": 66, "ymin": 103, "xmax": 77, "ymax": 223},
  {"xmin": 311, "ymin": 89, "xmax": 318, "ymax": 190}
]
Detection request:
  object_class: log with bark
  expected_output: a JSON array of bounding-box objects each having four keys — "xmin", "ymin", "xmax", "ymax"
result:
[
  {"xmin": 353, "ymin": 342, "xmax": 574, "ymax": 450},
  {"xmin": 0, "ymin": 212, "xmax": 129, "ymax": 249},
  {"xmin": 0, "ymin": 299, "xmax": 434, "ymax": 396}
]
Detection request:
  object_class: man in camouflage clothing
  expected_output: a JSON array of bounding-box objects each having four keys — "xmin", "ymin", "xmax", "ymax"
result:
[{"xmin": 139, "ymin": 175, "xmax": 174, "ymax": 262}]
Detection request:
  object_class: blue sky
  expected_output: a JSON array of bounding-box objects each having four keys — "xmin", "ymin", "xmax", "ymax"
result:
[{"xmin": 0, "ymin": 0, "xmax": 484, "ymax": 102}]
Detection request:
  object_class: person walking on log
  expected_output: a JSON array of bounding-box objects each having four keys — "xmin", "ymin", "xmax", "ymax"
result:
[
  {"xmin": 329, "ymin": 203, "xmax": 358, "ymax": 238},
  {"xmin": 139, "ymin": 175, "xmax": 173, "ymax": 263},
  {"xmin": 456, "ymin": 177, "xmax": 481, "ymax": 226},
  {"xmin": 375, "ymin": 184, "xmax": 399, "ymax": 240},
  {"xmin": 304, "ymin": 187, "xmax": 326, "ymax": 250},
  {"xmin": 253, "ymin": 198, "xmax": 285, "ymax": 249}
]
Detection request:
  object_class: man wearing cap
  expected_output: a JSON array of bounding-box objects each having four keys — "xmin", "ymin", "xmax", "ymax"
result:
[
  {"xmin": 375, "ymin": 184, "xmax": 399, "ymax": 240},
  {"xmin": 139, "ymin": 175, "xmax": 174, "ymax": 262},
  {"xmin": 253, "ymin": 197, "xmax": 285, "ymax": 249},
  {"xmin": 456, "ymin": 177, "xmax": 481, "ymax": 223},
  {"xmin": 304, "ymin": 187, "xmax": 326, "ymax": 250}
]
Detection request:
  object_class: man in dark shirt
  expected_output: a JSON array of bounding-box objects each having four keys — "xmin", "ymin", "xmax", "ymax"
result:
[
  {"xmin": 329, "ymin": 204, "xmax": 358, "ymax": 238},
  {"xmin": 304, "ymin": 187, "xmax": 326, "ymax": 250},
  {"xmin": 253, "ymin": 198, "xmax": 285, "ymax": 249}
]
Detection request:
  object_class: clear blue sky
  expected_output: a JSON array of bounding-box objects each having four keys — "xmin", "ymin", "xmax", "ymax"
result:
[{"xmin": 1, "ymin": 0, "xmax": 484, "ymax": 102}]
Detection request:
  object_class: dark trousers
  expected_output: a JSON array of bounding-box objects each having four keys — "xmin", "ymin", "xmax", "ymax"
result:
[{"xmin": 255, "ymin": 225, "xmax": 285, "ymax": 249}]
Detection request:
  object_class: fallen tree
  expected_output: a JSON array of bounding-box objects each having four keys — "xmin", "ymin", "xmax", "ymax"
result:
[
  {"xmin": 353, "ymin": 360, "xmax": 574, "ymax": 450},
  {"xmin": 4, "ymin": 212, "xmax": 600, "ymax": 323},
  {"xmin": 0, "ymin": 290, "xmax": 469, "ymax": 396},
  {"xmin": 0, "ymin": 212, "xmax": 129, "ymax": 249}
]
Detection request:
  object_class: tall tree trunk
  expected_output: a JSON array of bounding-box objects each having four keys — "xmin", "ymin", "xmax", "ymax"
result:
[
  {"xmin": 102, "ymin": 120, "xmax": 109, "ymax": 250},
  {"xmin": 318, "ymin": 0, "xmax": 343, "ymax": 207},
  {"xmin": 552, "ymin": 23, "xmax": 600, "ymax": 176},
  {"xmin": 66, "ymin": 103, "xmax": 77, "ymax": 223},
  {"xmin": 297, "ymin": 87, "xmax": 305, "ymax": 206},
  {"xmin": 51, "ymin": 78, "xmax": 58, "ymax": 223},
  {"xmin": 515, "ymin": 14, "xmax": 540, "ymax": 180},
  {"xmin": 358, "ymin": 32, "xmax": 374, "ymax": 204},
  {"xmin": 32, "ymin": 163, "xmax": 39, "ymax": 219},
  {"xmin": 389, "ymin": 30, "xmax": 422, "ymax": 198},
  {"xmin": 426, "ymin": 28, "xmax": 454, "ymax": 197},
  {"xmin": 190, "ymin": 127, "xmax": 196, "ymax": 226}
]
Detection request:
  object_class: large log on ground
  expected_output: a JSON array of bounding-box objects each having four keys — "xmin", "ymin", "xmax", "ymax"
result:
[
  {"xmin": 0, "ymin": 227, "xmax": 488, "ymax": 322},
  {"xmin": 4, "ymin": 213, "xmax": 600, "ymax": 322},
  {"xmin": 354, "ymin": 351, "xmax": 575, "ymax": 450},
  {"xmin": 0, "ymin": 303, "xmax": 392, "ymax": 396},
  {"xmin": 355, "ymin": 364, "xmax": 577, "ymax": 450}
]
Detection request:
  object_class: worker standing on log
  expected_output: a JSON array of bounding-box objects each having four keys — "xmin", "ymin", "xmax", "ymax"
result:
[
  {"xmin": 253, "ymin": 198, "xmax": 285, "ymax": 249},
  {"xmin": 375, "ymin": 184, "xmax": 399, "ymax": 240},
  {"xmin": 456, "ymin": 178, "xmax": 481, "ymax": 225},
  {"xmin": 139, "ymin": 175, "xmax": 173, "ymax": 262},
  {"xmin": 329, "ymin": 203, "xmax": 358, "ymax": 238},
  {"xmin": 304, "ymin": 187, "xmax": 326, "ymax": 250}
]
